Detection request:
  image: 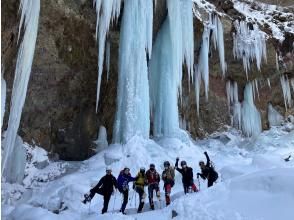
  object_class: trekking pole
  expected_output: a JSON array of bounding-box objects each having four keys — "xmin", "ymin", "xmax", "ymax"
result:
[
  {"xmin": 112, "ymin": 192, "xmax": 117, "ymax": 212},
  {"xmin": 197, "ymin": 177, "xmax": 200, "ymax": 191},
  {"xmin": 135, "ymin": 190, "xmax": 137, "ymax": 208},
  {"xmin": 88, "ymin": 200, "xmax": 91, "ymax": 214}
]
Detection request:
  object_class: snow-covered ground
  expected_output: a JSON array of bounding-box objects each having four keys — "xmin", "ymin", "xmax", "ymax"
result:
[{"xmin": 2, "ymin": 123, "xmax": 294, "ymax": 220}]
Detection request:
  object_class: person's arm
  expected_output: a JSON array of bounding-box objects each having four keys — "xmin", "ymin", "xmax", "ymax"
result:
[
  {"xmin": 197, "ymin": 172, "xmax": 206, "ymax": 180},
  {"xmin": 113, "ymin": 176, "xmax": 118, "ymax": 189},
  {"xmin": 204, "ymin": 152, "xmax": 210, "ymax": 167},
  {"xmin": 128, "ymin": 174, "xmax": 136, "ymax": 182}
]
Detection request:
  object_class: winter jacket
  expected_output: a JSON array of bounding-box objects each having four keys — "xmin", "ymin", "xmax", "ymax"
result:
[
  {"xmin": 162, "ymin": 167, "xmax": 175, "ymax": 185},
  {"xmin": 90, "ymin": 174, "xmax": 117, "ymax": 196},
  {"xmin": 146, "ymin": 169, "xmax": 160, "ymax": 185},
  {"xmin": 134, "ymin": 171, "xmax": 147, "ymax": 189},
  {"xmin": 117, "ymin": 170, "xmax": 136, "ymax": 192},
  {"xmin": 199, "ymin": 153, "xmax": 218, "ymax": 181},
  {"xmin": 175, "ymin": 160, "xmax": 194, "ymax": 185}
]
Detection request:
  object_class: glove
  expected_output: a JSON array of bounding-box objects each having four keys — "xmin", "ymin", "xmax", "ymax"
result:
[{"xmin": 204, "ymin": 151, "xmax": 207, "ymax": 155}]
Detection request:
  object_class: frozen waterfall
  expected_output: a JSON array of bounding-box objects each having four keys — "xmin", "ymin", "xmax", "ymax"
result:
[
  {"xmin": 226, "ymin": 81, "xmax": 241, "ymax": 129},
  {"xmin": 149, "ymin": 0, "xmax": 194, "ymax": 137},
  {"xmin": 112, "ymin": 0, "xmax": 153, "ymax": 143},
  {"xmin": 2, "ymin": 0, "xmax": 40, "ymax": 183}
]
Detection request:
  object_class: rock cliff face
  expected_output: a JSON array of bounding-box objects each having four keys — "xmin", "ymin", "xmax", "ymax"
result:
[{"xmin": 2, "ymin": 0, "xmax": 293, "ymax": 160}]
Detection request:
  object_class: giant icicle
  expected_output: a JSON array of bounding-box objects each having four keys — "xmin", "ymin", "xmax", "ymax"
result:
[
  {"xmin": 1, "ymin": 70, "xmax": 6, "ymax": 129},
  {"xmin": 94, "ymin": 0, "xmax": 122, "ymax": 111},
  {"xmin": 233, "ymin": 20, "xmax": 267, "ymax": 78},
  {"xmin": 210, "ymin": 14, "xmax": 227, "ymax": 76},
  {"xmin": 241, "ymin": 83, "xmax": 262, "ymax": 137},
  {"xmin": 112, "ymin": 0, "xmax": 153, "ymax": 143},
  {"xmin": 280, "ymin": 75, "xmax": 292, "ymax": 110},
  {"xmin": 150, "ymin": 0, "xmax": 194, "ymax": 137},
  {"xmin": 2, "ymin": 0, "xmax": 40, "ymax": 183}
]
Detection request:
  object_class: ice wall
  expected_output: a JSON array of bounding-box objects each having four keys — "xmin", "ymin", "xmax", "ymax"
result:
[
  {"xmin": 241, "ymin": 83, "xmax": 262, "ymax": 137},
  {"xmin": 112, "ymin": 0, "xmax": 153, "ymax": 143},
  {"xmin": 2, "ymin": 0, "xmax": 40, "ymax": 183}
]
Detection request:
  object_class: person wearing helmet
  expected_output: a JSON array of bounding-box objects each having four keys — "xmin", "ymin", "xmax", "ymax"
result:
[
  {"xmin": 197, "ymin": 152, "xmax": 218, "ymax": 187},
  {"xmin": 161, "ymin": 161, "xmax": 175, "ymax": 206},
  {"xmin": 146, "ymin": 164, "xmax": 160, "ymax": 210},
  {"xmin": 175, "ymin": 158, "xmax": 198, "ymax": 194},
  {"xmin": 134, "ymin": 167, "xmax": 147, "ymax": 213},
  {"xmin": 82, "ymin": 167, "xmax": 117, "ymax": 214},
  {"xmin": 117, "ymin": 167, "xmax": 136, "ymax": 214}
]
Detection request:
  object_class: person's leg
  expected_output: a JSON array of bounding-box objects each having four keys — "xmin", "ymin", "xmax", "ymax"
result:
[
  {"xmin": 148, "ymin": 185, "xmax": 154, "ymax": 209},
  {"xmin": 164, "ymin": 183, "xmax": 171, "ymax": 206},
  {"xmin": 137, "ymin": 187, "xmax": 145, "ymax": 212},
  {"xmin": 120, "ymin": 190, "xmax": 128, "ymax": 213},
  {"xmin": 207, "ymin": 179, "xmax": 214, "ymax": 187},
  {"xmin": 183, "ymin": 184, "xmax": 188, "ymax": 194},
  {"xmin": 102, "ymin": 193, "xmax": 111, "ymax": 214}
]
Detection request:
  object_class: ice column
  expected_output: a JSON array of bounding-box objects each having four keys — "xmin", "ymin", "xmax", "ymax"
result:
[
  {"xmin": 2, "ymin": 0, "xmax": 40, "ymax": 183},
  {"xmin": 226, "ymin": 81, "xmax": 241, "ymax": 129},
  {"xmin": 241, "ymin": 83, "xmax": 262, "ymax": 137},
  {"xmin": 112, "ymin": 0, "xmax": 153, "ymax": 143},
  {"xmin": 150, "ymin": 0, "xmax": 194, "ymax": 137}
]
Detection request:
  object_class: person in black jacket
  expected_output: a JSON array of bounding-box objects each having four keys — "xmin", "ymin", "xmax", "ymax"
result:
[
  {"xmin": 197, "ymin": 152, "xmax": 218, "ymax": 187},
  {"xmin": 175, "ymin": 158, "xmax": 197, "ymax": 194},
  {"xmin": 83, "ymin": 167, "xmax": 117, "ymax": 214}
]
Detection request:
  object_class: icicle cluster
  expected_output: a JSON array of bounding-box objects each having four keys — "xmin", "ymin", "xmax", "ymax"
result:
[
  {"xmin": 194, "ymin": 14, "xmax": 226, "ymax": 113},
  {"xmin": 268, "ymin": 103, "xmax": 283, "ymax": 127},
  {"xmin": 112, "ymin": 0, "xmax": 153, "ymax": 143},
  {"xmin": 280, "ymin": 75, "xmax": 293, "ymax": 110},
  {"xmin": 233, "ymin": 20, "xmax": 267, "ymax": 78},
  {"xmin": 226, "ymin": 81, "xmax": 241, "ymax": 129},
  {"xmin": 241, "ymin": 83, "xmax": 262, "ymax": 137},
  {"xmin": 94, "ymin": 0, "xmax": 122, "ymax": 111},
  {"xmin": 2, "ymin": 0, "xmax": 40, "ymax": 183},
  {"xmin": 149, "ymin": 0, "xmax": 194, "ymax": 137}
]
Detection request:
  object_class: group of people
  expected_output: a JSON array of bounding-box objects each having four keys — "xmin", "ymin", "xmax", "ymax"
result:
[{"xmin": 82, "ymin": 152, "xmax": 218, "ymax": 215}]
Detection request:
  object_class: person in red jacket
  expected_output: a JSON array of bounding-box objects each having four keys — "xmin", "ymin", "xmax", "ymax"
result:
[{"xmin": 145, "ymin": 164, "xmax": 160, "ymax": 210}]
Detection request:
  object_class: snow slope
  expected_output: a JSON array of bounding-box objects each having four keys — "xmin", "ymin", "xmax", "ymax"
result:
[{"xmin": 2, "ymin": 124, "xmax": 294, "ymax": 220}]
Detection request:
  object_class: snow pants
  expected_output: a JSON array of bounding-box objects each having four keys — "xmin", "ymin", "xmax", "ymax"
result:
[
  {"xmin": 148, "ymin": 183, "xmax": 160, "ymax": 209},
  {"xmin": 164, "ymin": 181, "xmax": 174, "ymax": 206},
  {"xmin": 102, "ymin": 193, "xmax": 111, "ymax": 214},
  {"xmin": 120, "ymin": 190, "xmax": 128, "ymax": 213},
  {"xmin": 183, "ymin": 182, "xmax": 198, "ymax": 194},
  {"xmin": 135, "ymin": 186, "xmax": 145, "ymax": 212}
]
